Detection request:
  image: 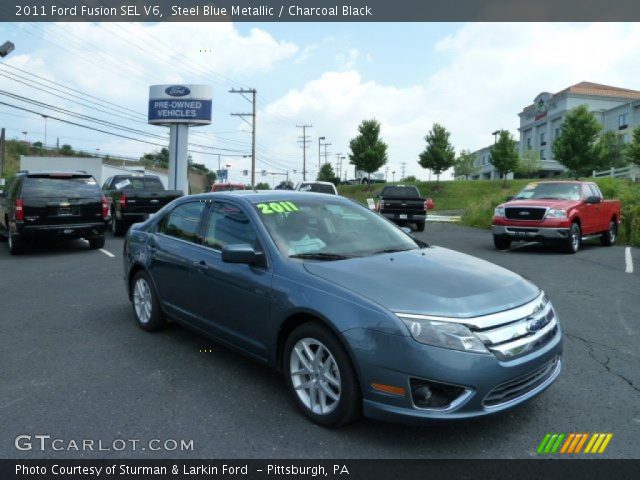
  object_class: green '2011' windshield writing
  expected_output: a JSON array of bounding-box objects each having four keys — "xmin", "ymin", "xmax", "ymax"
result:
[{"xmin": 256, "ymin": 202, "xmax": 300, "ymax": 215}]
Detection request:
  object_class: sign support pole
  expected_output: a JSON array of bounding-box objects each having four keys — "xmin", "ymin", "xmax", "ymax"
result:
[{"xmin": 168, "ymin": 124, "xmax": 190, "ymax": 193}]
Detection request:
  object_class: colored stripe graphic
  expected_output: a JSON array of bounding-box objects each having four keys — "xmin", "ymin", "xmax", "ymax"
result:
[{"xmin": 538, "ymin": 433, "xmax": 613, "ymax": 454}]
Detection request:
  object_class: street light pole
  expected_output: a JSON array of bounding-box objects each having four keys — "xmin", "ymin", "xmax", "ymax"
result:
[{"xmin": 42, "ymin": 115, "xmax": 48, "ymax": 148}]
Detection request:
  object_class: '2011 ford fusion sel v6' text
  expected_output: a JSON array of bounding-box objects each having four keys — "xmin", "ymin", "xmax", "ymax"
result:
[{"xmin": 123, "ymin": 191, "xmax": 562, "ymax": 427}]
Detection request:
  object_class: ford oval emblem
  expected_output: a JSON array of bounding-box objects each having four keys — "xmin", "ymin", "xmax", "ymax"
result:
[{"xmin": 165, "ymin": 85, "xmax": 190, "ymax": 97}]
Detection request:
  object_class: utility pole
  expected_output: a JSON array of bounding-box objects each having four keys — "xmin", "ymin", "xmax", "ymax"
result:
[
  {"xmin": 401, "ymin": 162, "xmax": 406, "ymax": 181},
  {"xmin": 322, "ymin": 142, "xmax": 332, "ymax": 165},
  {"xmin": 230, "ymin": 88, "xmax": 257, "ymax": 186},
  {"xmin": 0, "ymin": 127, "xmax": 5, "ymax": 178},
  {"xmin": 318, "ymin": 136, "xmax": 325, "ymax": 170},
  {"xmin": 297, "ymin": 124, "xmax": 312, "ymax": 181}
]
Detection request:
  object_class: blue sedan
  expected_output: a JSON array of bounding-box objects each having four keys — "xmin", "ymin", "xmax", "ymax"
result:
[{"xmin": 123, "ymin": 191, "xmax": 562, "ymax": 427}]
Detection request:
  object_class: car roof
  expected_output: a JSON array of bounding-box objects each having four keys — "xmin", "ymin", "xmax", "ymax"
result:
[
  {"xmin": 183, "ymin": 190, "xmax": 347, "ymax": 204},
  {"xmin": 299, "ymin": 181, "xmax": 334, "ymax": 185},
  {"xmin": 19, "ymin": 170, "xmax": 92, "ymax": 177}
]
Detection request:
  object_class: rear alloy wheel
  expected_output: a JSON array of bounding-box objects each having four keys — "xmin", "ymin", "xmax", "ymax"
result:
[
  {"xmin": 131, "ymin": 271, "xmax": 167, "ymax": 331},
  {"xmin": 88, "ymin": 235, "xmax": 105, "ymax": 249},
  {"xmin": 284, "ymin": 323, "xmax": 360, "ymax": 428},
  {"xmin": 493, "ymin": 236, "xmax": 511, "ymax": 250},
  {"xmin": 600, "ymin": 220, "xmax": 617, "ymax": 246},
  {"xmin": 564, "ymin": 222, "xmax": 581, "ymax": 254},
  {"xmin": 7, "ymin": 232, "xmax": 23, "ymax": 255}
]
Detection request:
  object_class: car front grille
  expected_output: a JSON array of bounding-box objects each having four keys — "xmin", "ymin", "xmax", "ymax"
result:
[
  {"xmin": 504, "ymin": 207, "xmax": 547, "ymax": 220},
  {"xmin": 483, "ymin": 356, "xmax": 560, "ymax": 407}
]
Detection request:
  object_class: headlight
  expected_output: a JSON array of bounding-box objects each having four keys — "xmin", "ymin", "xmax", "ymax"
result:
[
  {"xmin": 399, "ymin": 318, "xmax": 489, "ymax": 354},
  {"xmin": 546, "ymin": 208, "xmax": 567, "ymax": 219},
  {"xmin": 494, "ymin": 206, "xmax": 505, "ymax": 217}
]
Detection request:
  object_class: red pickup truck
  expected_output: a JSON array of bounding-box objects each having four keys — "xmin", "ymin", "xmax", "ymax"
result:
[{"xmin": 492, "ymin": 181, "xmax": 621, "ymax": 253}]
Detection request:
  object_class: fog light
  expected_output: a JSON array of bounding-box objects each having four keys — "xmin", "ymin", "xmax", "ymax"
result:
[{"xmin": 411, "ymin": 378, "xmax": 467, "ymax": 409}]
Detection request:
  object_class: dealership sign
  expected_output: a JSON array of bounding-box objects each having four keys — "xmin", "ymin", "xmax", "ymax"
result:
[
  {"xmin": 533, "ymin": 92, "xmax": 552, "ymax": 121},
  {"xmin": 148, "ymin": 84, "xmax": 212, "ymax": 125}
]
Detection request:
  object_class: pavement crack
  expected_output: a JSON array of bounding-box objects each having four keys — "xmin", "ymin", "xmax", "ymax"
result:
[{"xmin": 566, "ymin": 332, "xmax": 640, "ymax": 394}]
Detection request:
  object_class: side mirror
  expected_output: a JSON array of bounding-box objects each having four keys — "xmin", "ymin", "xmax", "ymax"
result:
[
  {"xmin": 400, "ymin": 226, "xmax": 412, "ymax": 235},
  {"xmin": 505, "ymin": 195, "xmax": 514, "ymax": 202},
  {"xmin": 221, "ymin": 244, "xmax": 264, "ymax": 266},
  {"xmin": 586, "ymin": 195, "xmax": 601, "ymax": 204}
]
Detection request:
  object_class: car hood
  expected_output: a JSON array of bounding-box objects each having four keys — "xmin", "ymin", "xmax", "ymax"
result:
[
  {"xmin": 501, "ymin": 199, "xmax": 580, "ymax": 209},
  {"xmin": 303, "ymin": 246, "xmax": 539, "ymax": 318}
]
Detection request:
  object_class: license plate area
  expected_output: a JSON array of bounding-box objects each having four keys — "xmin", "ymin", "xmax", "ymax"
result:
[
  {"xmin": 58, "ymin": 207, "xmax": 73, "ymax": 216},
  {"xmin": 398, "ymin": 214, "xmax": 408, "ymax": 220}
]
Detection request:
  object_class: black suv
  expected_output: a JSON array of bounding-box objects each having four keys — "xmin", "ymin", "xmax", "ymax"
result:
[{"xmin": 0, "ymin": 171, "xmax": 109, "ymax": 254}]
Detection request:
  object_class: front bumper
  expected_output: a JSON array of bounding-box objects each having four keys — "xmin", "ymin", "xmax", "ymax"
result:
[
  {"xmin": 343, "ymin": 324, "xmax": 562, "ymax": 425},
  {"xmin": 492, "ymin": 224, "xmax": 570, "ymax": 241}
]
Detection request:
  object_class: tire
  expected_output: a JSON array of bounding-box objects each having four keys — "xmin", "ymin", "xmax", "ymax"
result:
[
  {"xmin": 130, "ymin": 271, "xmax": 167, "ymax": 331},
  {"xmin": 284, "ymin": 322, "xmax": 361, "ymax": 428},
  {"xmin": 7, "ymin": 231, "xmax": 23, "ymax": 255},
  {"xmin": 111, "ymin": 214, "xmax": 127, "ymax": 237},
  {"xmin": 415, "ymin": 221, "xmax": 425, "ymax": 232},
  {"xmin": 564, "ymin": 222, "xmax": 581, "ymax": 254},
  {"xmin": 493, "ymin": 236, "xmax": 511, "ymax": 250},
  {"xmin": 600, "ymin": 220, "xmax": 617, "ymax": 246},
  {"xmin": 88, "ymin": 235, "xmax": 105, "ymax": 250}
]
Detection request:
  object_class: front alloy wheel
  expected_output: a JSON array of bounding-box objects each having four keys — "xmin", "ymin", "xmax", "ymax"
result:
[
  {"xmin": 565, "ymin": 222, "xmax": 581, "ymax": 254},
  {"xmin": 284, "ymin": 323, "xmax": 360, "ymax": 427},
  {"xmin": 290, "ymin": 338, "xmax": 342, "ymax": 416}
]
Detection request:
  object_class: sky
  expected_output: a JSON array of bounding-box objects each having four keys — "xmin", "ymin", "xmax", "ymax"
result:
[{"xmin": 1, "ymin": 22, "xmax": 640, "ymax": 185}]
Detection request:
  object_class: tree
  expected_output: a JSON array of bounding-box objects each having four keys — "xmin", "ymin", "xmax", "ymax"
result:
[
  {"xmin": 401, "ymin": 175, "xmax": 418, "ymax": 183},
  {"xmin": 516, "ymin": 149, "xmax": 542, "ymax": 178},
  {"xmin": 59, "ymin": 144, "xmax": 74, "ymax": 155},
  {"xmin": 489, "ymin": 130, "xmax": 519, "ymax": 185},
  {"xmin": 627, "ymin": 126, "xmax": 640, "ymax": 167},
  {"xmin": 552, "ymin": 105, "xmax": 601, "ymax": 177},
  {"xmin": 317, "ymin": 163, "xmax": 340, "ymax": 185},
  {"xmin": 141, "ymin": 147, "xmax": 169, "ymax": 168},
  {"xmin": 453, "ymin": 150, "xmax": 478, "ymax": 180},
  {"xmin": 418, "ymin": 123, "xmax": 456, "ymax": 185},
  {"xmin": 276, "ymin": 180, "xmax": 294, "ymax": 190},
  {"xmin": 32, "ymin": 141, "xmax": 43, "ymax": 151},
  {"xmin": 595, "ymin": 131, "xmax": 627, "ymax": 171},
  {"xmin": 255, "ymin": 182, "xmax": 271, "ymax": 190},
  {"xmin": 348, "ymin": 119, "xmax": 388, "ymax": 179},
  {"xmin": 205, "ymin": 171, "xmax": 217, "ymax": 190}
]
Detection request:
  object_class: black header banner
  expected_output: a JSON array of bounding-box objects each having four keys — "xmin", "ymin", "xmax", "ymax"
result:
[
  {"xmin": 2, "ymin": 459, "xmax": 640, "ymax": 480},
  {"xmin": 5, "ymin": 0, "xmax": 640, "ymax": 22}
]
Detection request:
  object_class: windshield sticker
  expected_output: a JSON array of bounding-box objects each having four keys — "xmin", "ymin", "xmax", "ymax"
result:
[
  {"xmin": 256, "ymin": 201, "xmax": 300, "ymax": 215},
  {"xmin": 288, "ymin": 236, "xmax": 327, "ymax": 255}
]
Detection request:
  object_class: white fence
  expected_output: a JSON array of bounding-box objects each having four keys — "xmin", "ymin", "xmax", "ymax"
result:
[{"xmin": 592, "ymin": 165, "xmax": 639, "ymax": 181}]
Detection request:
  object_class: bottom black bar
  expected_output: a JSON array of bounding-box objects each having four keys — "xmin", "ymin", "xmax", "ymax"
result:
[{"xmin": 2, "ymin": 459, "xmax": 639, "ymax": 480}]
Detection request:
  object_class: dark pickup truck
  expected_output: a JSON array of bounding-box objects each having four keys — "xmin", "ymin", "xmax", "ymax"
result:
[
  {"xmin": 376, "ymin": 185, "xmax": 434, "ymax": 232},
  {"xmin": 102, "ymin": 174, "xmax": 182, "ymax": 236},
  {"xmin": 0, "ymin": 171, "xmax": 109, "ymax": 254}
]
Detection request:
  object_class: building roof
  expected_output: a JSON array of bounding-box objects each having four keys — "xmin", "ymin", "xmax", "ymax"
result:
[{"xmin": 523, "ymin": 81, "xmax": 640, "ymax": 111}]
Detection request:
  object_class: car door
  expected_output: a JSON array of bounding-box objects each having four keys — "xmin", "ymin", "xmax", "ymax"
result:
[
  {"xmin": 148, "ymin": 200, "xmax": 208, "ymax": 321},
  {"xmin": 579, "ymin": 183, "xmax": 598, "ymax": 234},
  {"xmin": 189, "ymin": 200, "xmax": 272, "ymax": 358}
]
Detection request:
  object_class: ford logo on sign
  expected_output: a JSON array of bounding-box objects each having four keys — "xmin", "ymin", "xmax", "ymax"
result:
[{"xmin": 165, "ymin": 85, "xmax": 190, "ymax": 97}]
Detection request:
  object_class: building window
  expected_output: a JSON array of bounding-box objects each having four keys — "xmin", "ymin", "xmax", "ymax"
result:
[
  {"xmin": 622, "ymin": 134, "xmax": 629, "ymax": 144},
  {"xmin": 540, "ymin": 149, "xmax": 546, "ymax": 160},
  {"xmin": 540, "ymin": 132, "xmax": 546, "ymax": 146},
  {"xmin": 619, "ymin": 113, "xmax": 629, "ymax": 130},
  {"xmin": 526, "ymin": 137, "xmax": 532, "ymax": 150},
  {"xmin": 555, "ymin": 127, "xmax": 561, "ymax": 139}
]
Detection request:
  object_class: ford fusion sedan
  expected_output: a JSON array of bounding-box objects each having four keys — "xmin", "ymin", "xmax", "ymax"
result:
[{"xmin": 123, "ymin": 191, "xmax": 562, "ymax": 427}]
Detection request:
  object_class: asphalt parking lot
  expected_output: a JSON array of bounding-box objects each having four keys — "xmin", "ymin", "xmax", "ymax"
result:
[{"xmin": 1, "ymin": 224, "xmax": 638, "ymax": 459}]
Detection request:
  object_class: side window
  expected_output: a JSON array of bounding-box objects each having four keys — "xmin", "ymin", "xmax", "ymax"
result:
[
  {"xmin": 6, "ymin": 177, "xmax": 19, "ymax": 199},
  {"xmin": 203, "ymin": 202, "xmax": 258, "ymax": 251},
  {"xmin": 158, "ymin": 202, "xmax": 206, "ymax": 243},
  {"xmin": 589, "ymin": 184, "xmax": 602, "ymax": 199},
  {"xmin": 102, "ymin": 177, "xmax": 112, "ymax": 190}
]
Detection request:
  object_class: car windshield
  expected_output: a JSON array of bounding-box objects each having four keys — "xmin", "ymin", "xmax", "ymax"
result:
[
  {"xmin": 381, "ymin": 186, "xmax": 419, "ymax": 197},
  {"xmin": 254, "ymin": 198, "xmax": 420, "ymax": 259},
  {"xmin": 115, "ymin": 176, "xmax": 164, "ymax": 191},
  {"xmin": 299, "ymin": 183, "xmax": 335, "ymax": 194},
  {"xmin": 514, "ymin": 182, "xmax": 581, "ymax": 200}
]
